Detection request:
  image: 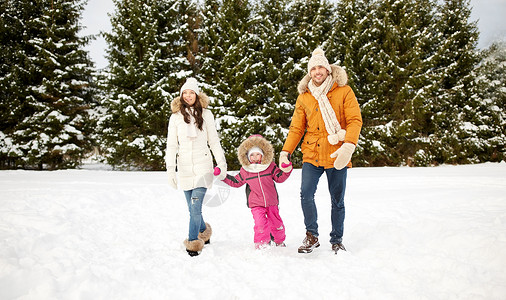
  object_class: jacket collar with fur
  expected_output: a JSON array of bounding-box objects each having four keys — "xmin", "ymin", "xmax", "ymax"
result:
[
  {"xmin": 297, "ymin": 64, "xmax": 348, "ymax": 95},
  {"xmin": 170, "ymin": 92, "xmax": 210, "ymax": 113}
]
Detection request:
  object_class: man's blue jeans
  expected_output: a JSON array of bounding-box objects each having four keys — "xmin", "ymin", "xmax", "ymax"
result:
[
  {"xmin": 300, "ymin": 162, "xmax": 347, "ymax": 244},
  {"xmin": 184, "ymin": 187, "xmax": 207, "ymax": 241}
]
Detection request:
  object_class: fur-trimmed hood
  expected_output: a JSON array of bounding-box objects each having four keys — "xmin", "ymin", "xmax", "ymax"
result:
[
  {"xmin": 237, "ymin": 135, "xmax": 274, "ymax": 168},
  {"xmin": 297, "ymin": 64, "xmax": 348, "ymax": 95},
  {"xmin": 170, "ymin": 92, "xmax": 210, "ymax": 113}
]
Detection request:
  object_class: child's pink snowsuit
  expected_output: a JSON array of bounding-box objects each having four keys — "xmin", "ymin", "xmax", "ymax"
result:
[
  {"xmin": 221, "ymin": 135, "xmax": 292, "ymax": 246},
  {"xmin": 223, "ymin": 162, "xmax": 291, "ymax": 245}
]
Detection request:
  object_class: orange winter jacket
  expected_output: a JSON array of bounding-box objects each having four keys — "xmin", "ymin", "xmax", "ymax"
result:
[{"xmin": 282, "ymin": 65, "xmax": 362, "ymax": 169}]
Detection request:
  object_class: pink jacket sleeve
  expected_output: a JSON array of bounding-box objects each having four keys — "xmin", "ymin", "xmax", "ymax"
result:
[
  {"xmin": 222, "ymin": 169, "xmax": 247, "ymax": 188},
  {"xmin": 271, "ymin": 163, "xmax": 291, "ymax": 183}
]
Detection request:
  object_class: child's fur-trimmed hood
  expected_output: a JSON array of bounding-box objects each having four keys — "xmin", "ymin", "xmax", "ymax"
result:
[
  {"xmin": 237, "ymin": 135, "xmax": 274, "ymax": 168},
  {"xmin": 297, "ymin": 64, "xmax": 348, "ymax": 95}
]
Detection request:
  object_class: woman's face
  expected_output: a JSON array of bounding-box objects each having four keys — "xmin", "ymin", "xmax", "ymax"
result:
[{"xmin": 182, "ymin": 90, "xmax": 197, "ymax": 106}]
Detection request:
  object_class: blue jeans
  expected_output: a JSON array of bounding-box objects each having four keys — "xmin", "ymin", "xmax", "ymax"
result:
[
  {"xmin": 184, "ymin": 187, "xmax": 207, "ymax": 241},
  {"xmin": 300, "ymin": 162, "xmax": 347, "ymax": 244}
]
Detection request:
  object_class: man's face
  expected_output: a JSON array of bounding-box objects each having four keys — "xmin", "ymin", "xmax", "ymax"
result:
[{"xmin": 310, "ymin": 65, "xmax": 329, "ymax": 87}]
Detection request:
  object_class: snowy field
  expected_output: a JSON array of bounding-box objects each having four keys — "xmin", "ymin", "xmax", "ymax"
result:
[{"xmin": 1, "ymin": 163, "xmax": 505, "ymax": 299}]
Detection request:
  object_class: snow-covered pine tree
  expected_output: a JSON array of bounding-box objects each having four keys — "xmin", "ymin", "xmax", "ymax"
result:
[
  {"xmin": 471, "ymin": 42, "xmax": 506, "ymax": 162},
  {"xmin": 99, "ymin": 0, "xmax": 197, "ymax": 170},
  {"xmin": 0, "ymin": 0, "xmax": 96, "ymax": 170},
  {"xmin": 426, "ymin": 0, "xmax": 480, "ymax": 165},
  {"xmin": 197, "ymin": 0, "xmax": 255, "ymax": 170},
  {"xmin": 237, "ymin": 1, "xmax": 296, "ymax": 164},
  {"xmin": 0, "ymin": 0, "xmax": 28, "ymax": 168},
  {"xmin": 343, "ymin": 0, "xmax": 437, "ymax": 166},
  {"xmin": 196, "ymin": 0, "xmax": 224, "ymax": 95},
  {"xmin": 157, "ymin": 0, "xmax": 200, "ymax": 85},
  {"xmin": 327, "ymin": 0, "xmax": 372, "ymax": 84},
  {"xmin": 284, "ymin": 0, "xmax": 335, "ymax": 61}
]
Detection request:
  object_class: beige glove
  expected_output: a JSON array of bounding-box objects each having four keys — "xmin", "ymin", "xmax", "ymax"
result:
[
  {"xmin": 279, "ymin": 151, "xmax": 292, "ymax": 172},
  {"xmin": 330, "ymin": 143, "xmax": 356, "ymax": 170},
  {"xmin": 168, "ymin": 170, "xmax": 177, "ymax": 189}
]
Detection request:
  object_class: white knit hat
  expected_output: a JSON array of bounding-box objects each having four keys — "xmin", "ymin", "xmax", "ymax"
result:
[
  {"xmin": 180, "ymin": 77, "xmax": 200, "ymax": 97},
  {"xmin": 307, "ymin": 48, "xmax": 332, "ymax": 74},
  {"xmin": 247, "ymin": 146, "xmax": 263, "ymax": 161}
]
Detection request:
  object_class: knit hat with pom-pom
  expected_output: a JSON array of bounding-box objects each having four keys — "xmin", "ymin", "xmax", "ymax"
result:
[
  {"xmin": 180, "ymin": 77, "xmax": 200, "ymax": 97},
  {"xmin": 307, "ymin": 48, "xmax": 332, "ymax": 74}
]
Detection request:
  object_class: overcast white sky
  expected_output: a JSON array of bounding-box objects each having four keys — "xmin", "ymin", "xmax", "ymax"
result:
[{"xmin": 80, "ymin": 0, "xmax": 506, "ymax": 69}]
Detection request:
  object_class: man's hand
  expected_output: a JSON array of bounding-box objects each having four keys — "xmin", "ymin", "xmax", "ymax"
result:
[
  {"xmin": 279, "ymin": 151, "xmax": 293, "ymax": 172},
  {"xmin": 330, "ymin": 143, "xmax": 356, "ymax": 170}
]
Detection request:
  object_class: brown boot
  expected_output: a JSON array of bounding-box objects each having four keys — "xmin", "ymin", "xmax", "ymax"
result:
[
  {"xmin": 198, "ymin": 222, "xmax": 212, "ymax": 245},
  {"xmin": 298, "ymin": 231, "xmax": 320, "ymax": 253},
  {"xmin": 332, "ymin": 243, "xmax": 346, "ymax": 253},
  {"xmin": 184, "ymin": 239, "xmax": 204, "ymax": 257}
]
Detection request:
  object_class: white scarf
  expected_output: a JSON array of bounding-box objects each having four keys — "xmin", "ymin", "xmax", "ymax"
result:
[
  {"xmin": 185, "ymin": 108, "xmax": 198, "ymax": 140},
  {"xmin": 244, "ymin": 163, "xmax": 270, "ymax": 173},
  {"xmin": 307, "ymin": 76, "xmax": 346, "ymax": 145}
]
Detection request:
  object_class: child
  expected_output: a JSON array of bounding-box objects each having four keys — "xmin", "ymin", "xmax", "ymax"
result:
[{"xmin": 215, "ymin": 134, "xmax": 292, "ymax": 248}]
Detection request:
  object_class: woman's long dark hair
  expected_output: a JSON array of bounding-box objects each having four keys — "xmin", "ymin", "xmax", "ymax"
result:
[{"xmin": 180, "ymin": 95, "xmax": 204, "ymax": 130}]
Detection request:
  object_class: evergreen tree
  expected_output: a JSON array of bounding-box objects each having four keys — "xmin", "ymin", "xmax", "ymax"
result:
[
  {"xmin": 99, "ymin": 0, "xmax": 198, "ymax": 170},
  {"xmin": 425, "ymin": 0, "xmax": 480, "ymax": 165},
  {"xmin": 338, "ymin": 0, "xmax": 437, "ymax": 166},
  {"xmin": 0, "ymin": 0, "xmax": 96, "ymax": 170},
  {"xmin": 252, "ymin": 0, "xmax": 295, "ymax": 160},
  {"xmin": 471, "ymin": 42, "xmax": 506, "ymax": 162},
  {"xmin": 197, "ymin": 0, "xmax": 255, "ymax": 170}
]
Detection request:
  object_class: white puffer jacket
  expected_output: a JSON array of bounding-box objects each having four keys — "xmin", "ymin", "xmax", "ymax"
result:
[{"xmin": 165, "ymin": 92, "xmax": 226, "ymax": 190}]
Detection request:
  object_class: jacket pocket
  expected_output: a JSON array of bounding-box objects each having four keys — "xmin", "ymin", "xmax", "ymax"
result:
[{"xmin": 301, "ymin": 135, "xmax": 318, "ymax": 160}]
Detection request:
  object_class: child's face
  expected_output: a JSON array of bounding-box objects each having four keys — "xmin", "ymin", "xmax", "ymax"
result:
[{"xmin": 249, "ymin": 152, "xmax": 262, "ymax": 164}]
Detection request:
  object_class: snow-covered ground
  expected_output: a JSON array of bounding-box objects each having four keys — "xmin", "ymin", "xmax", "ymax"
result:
[{"xmin": 1, "ymin": 163, "xmax": 505, "ymax": 299}]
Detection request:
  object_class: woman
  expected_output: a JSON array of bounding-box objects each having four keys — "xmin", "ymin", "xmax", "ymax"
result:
[{"xmin": 165, "ymin": 77, "xmax": 227, "ymax": 256}]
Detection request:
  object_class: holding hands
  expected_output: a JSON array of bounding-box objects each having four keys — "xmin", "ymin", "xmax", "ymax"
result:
[
  {"xmin": 279, "ymin": 151, "xmax": 293, "ymax": 173},
  {"xmin": 214, "ymin": 163, "xmax": 227, "ymax": 181}
]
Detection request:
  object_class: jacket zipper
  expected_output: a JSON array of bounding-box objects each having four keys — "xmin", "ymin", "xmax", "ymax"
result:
[{"xmin": 258, "ymin": 173, "xmax": 267, "ymax": 207}]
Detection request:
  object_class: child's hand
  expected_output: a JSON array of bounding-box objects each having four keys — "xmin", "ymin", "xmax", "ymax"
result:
[
  {"xmin": 214, "ymin": 164, "xmax": 227, "ymax": 180},
  {"xmin": 281, "ymin": 162, "xmax": 292, "ymax": 169},
  {"xmin": 279, "ymin": 151, "xmax": 293, "ymax": 172},
  {"xmin": 213, "ymin": 167, "xmax": 221, "ymax": 176}
]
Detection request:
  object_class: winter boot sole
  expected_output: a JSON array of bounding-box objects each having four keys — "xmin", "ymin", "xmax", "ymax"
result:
[
  {"xmin": 186, "ymin": 249, "xmax": 200, "ymax": 257},
  {"xmin": 184, "ymin": 238, "xmax": 204, "ymax": 257}
]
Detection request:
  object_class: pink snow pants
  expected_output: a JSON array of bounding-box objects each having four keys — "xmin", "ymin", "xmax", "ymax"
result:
[{"xmin": 251, "ymin": 206, "xmax": 286, "ymax": 245}]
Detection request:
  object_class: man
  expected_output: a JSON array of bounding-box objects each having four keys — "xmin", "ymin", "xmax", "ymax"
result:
[{"xmin": 279, "ymin": 48, "xmax": 362, "ymax": 253}]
